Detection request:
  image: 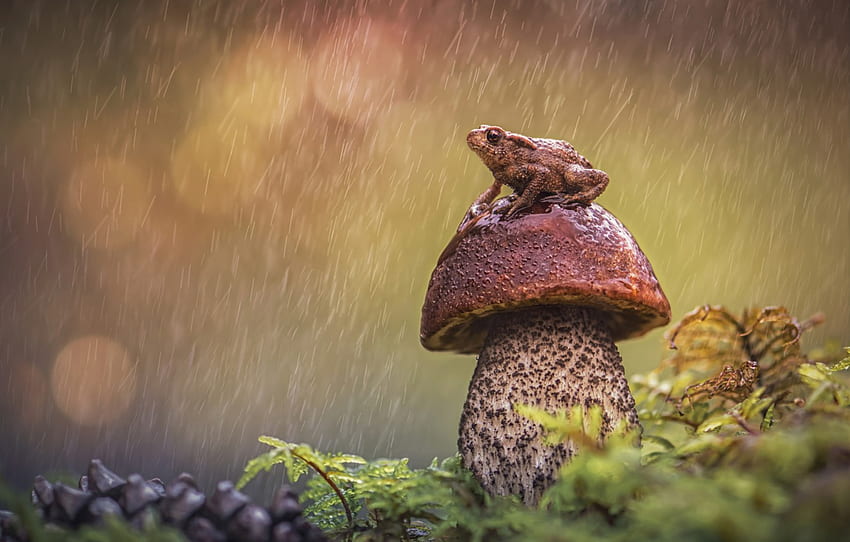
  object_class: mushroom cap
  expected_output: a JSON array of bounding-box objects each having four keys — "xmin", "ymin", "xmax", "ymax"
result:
[{"xmin": 420, "ymin": 199, "xmax": 671, "ymax": 353}]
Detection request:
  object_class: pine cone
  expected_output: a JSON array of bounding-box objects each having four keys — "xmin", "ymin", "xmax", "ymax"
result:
[{"xmin": 0, "ymin": 460, "xmax": 328, "ymax": 542}]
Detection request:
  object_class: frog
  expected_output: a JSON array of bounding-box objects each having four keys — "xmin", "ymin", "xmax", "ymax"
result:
[{"xmin": 465, "ymin": 125, "xmax": 609, "ymax": 219}]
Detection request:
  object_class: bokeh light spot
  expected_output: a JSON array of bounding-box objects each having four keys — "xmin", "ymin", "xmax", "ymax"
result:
[
  {"xmin": 311, "ymin": 18, "xmax": 406, "ymax": 122},
  {"xmin": 50, "ymin": 335, "xmax": 137, "ymax": 426},
  {"xmin": 169, "ymin": 34, "xmax": 308, "ymax": 217},
  {"xmin": 209, "ymin": 36, "xmax": 309, "ymax": 132},
  {"xmin": 171, "ymin": 121, "xmax": 275, "ymax": 216}
]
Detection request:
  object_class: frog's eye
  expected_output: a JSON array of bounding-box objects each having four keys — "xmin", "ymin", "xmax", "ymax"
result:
[{"xmin": 485, "ymin": 128, "xmax": 503, "ymax": 144}]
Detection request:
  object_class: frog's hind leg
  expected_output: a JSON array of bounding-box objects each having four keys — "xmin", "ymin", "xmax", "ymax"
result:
[
  {"xmin": 564, "ymin": 166, "xmax": 609, "ymax": 205},
  {"xmin": 457, "ymin": 181, "xmax": 503, "ymax": 232}
]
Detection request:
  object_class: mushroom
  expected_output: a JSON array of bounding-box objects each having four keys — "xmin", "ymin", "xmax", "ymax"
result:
[{"xmin": 420, "ymin": 197, "xmax": 670, "ymax": 505}]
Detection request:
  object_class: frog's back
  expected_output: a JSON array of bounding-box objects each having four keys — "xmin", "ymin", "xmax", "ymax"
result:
[{"xmin": 531, "ymin": 137, "xmax": 594, "ymax": 169}]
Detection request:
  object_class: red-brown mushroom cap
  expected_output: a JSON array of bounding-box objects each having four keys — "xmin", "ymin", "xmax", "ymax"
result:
[{"xmin": 420, "ymin": 199, "xmax": 671, "ymax": 354}]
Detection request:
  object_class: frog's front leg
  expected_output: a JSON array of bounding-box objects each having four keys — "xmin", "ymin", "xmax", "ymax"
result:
[
  {"xmin": 563, "ymin": 164, "xmax": 609, "ymax": 204},
  {"xmin": 506, "ymin": 164, "xmax": 549, "ymax": 217}
]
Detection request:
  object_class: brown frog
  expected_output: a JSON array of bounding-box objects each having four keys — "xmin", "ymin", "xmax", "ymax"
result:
[{"xmin": 465, "ymin": 125, "xmax": 609, "ymax": 219}]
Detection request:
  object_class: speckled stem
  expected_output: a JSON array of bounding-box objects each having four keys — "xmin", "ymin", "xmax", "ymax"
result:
[{"xmin": 458, "ymin": 305, "xmax": 640, "ymax": 505}]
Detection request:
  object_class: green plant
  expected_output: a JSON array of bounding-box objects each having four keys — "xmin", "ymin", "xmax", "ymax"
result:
[{"xmin": 238, "ymin": 306, "xmax": 850, "ymax": 541}]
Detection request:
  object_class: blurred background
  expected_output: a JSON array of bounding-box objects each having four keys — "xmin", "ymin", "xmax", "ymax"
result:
[{"xmin": 1, "ymin": 0, "xmax": 848, "ymax": 495}]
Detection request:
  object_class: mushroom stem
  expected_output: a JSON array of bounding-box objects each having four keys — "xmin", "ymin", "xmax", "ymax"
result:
[{"xmin": 459, "ymin": 305, "xmax": 640, "ymax": 505}]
